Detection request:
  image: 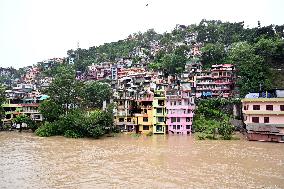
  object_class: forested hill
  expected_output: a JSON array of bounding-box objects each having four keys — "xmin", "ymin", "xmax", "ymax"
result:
[{"xmin": 69, "ymin": 20, "xmax": 284, "ymax": 95}]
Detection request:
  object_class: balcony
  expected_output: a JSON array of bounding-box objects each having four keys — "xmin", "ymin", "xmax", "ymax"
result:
[
  {"xmin": 167, "ymin": 113, "xmax": 194, "ymax": 117},
  {"xmin": 167, "ymin": 105, "xmax": 195, "ymax": 109}
]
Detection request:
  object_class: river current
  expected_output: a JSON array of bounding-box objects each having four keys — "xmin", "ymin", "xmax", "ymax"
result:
[{"xmin": 0, "ymin": 132, "xmax": 283, "ymax": 188}]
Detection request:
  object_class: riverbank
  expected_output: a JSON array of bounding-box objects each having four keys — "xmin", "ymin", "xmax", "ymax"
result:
[{"xmin": 0, "ymin": 132, "xmax": 283, "ymax": 188}]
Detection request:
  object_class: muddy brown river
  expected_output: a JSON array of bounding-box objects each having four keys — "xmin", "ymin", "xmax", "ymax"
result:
[{"xmin": 0, "ymin": 132, "xmax": 283, "ymax": 189}]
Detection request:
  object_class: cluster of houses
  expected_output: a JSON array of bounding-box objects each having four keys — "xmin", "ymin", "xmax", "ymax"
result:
[
  {"xmin": 110, "ymin": 62, "xmax": 236, "ymax": 135},
  {"xmin": 1, "ymin": 54, "xmax": 284, "ymax": 142},
  {"xmin": 2, "ymin": 83, "xmax": 48, "ymax": 126}
]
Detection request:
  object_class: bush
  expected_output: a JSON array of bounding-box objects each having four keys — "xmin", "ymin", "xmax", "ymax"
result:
[
  {"xmin": 218, "ymin": 121, "xmax": 234, "ymax": 140},
  {"xmin": 196, "ymin": 132, "xmax": 206, "ymax": 140},
  {"xmin": 35, "ymin": 122, "xmax": 60, "ymax": 137},
  {"xmin": 86, "ymin": 125, "xmax": 105, "ymax": 138},
  {"xmin": 64, "ymin": 130, "xmax": 83, "ymax": 138}
]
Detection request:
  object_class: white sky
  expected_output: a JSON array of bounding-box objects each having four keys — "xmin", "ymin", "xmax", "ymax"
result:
[{"xmin": 0, "ymin": 0, "xmax": 283, "ymax": 68}]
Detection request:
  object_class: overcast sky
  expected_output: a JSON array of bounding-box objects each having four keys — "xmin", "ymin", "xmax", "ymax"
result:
[{"xmin": 0, "ymin": 0, "xmax": 283, "ymax": 68}]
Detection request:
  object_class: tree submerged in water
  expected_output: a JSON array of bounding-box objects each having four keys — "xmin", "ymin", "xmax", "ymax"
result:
[
  {"xmin": 36, "ymin": 65, "xmax": 115, "ymax": 139},
  {"xmin": 193, "ymin": 98, "xmax": 237, "ymax": 140}
]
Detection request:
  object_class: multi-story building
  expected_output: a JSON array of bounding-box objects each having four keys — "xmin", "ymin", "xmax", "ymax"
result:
[
  {"xmin": 196, "ymin": 64, "xmax": 235, "ymax": 98},
  {"xmin": 211, "ymin": 64, "xmax": 235, "ymax": 98},
  {"xmin": 196, "ymin": 70, "xmax": 213, "ymax": 98},
  {"xmin": 152, "ymin": 89, "xmax": 167, "ymax": 134},
  {"xmin": 166, "ymin": 84, "xmax": 195, "ymax": 135},
  {"xmin": 242, "ymin": 90, "xmax": 284, "ymax": 142},
  {"xmin": 134, "ymin": 91, "xmax": 154, "ymax": 134}
]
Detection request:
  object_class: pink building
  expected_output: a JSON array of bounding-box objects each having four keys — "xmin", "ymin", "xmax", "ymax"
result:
[
  {"xmin": 196, "ymin": 64, "xmax": 235, "ymax": 98},
  {"xmin": 242, "ymin": 92, "xmax": 284, "ymax": 142},
  {"xmin": 166, "ymin": 86, "xmax": 195, "ymax": 135}
]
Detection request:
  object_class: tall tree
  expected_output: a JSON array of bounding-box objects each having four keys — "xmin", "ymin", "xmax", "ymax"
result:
[
  {"xmin": 228, "ymin": 42, "xmax": 272, "ymax": 97},
  {"xmin": 46, "ymin": 65, "xmax": 84, "ymax": 114},
  {"xmin": 83, "ymin": 81, "xmax": 112, "ymax": 109},
  {"xmin": 201, "ymin": 43, "xmax": 226, "ymax": 67}
]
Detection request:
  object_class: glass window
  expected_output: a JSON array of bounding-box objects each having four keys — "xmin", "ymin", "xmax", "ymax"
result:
[
  {"xmin": 252, "ymin": 117, "xmax": 259, "ymax": 123},
  {"xmin": 173, "ymin": 125, "xmax": 176, "ymax": 129},
  {"xmin": 266, "ymin": 105, "xmax": 273, "ymax": 111},
  {"xmin": 177, "ymin": 125, "xmax": 180, "ymax": 130},
  {"xmin": 264, "ymin": 117, "xmax": 269, "ymax": 123},
  {"xmin": 119, "ymin": 118, "xmax": 124, "ymax": 122},
  {"xmin": 143, "ymin": 126, "xmax": 149, "ymax": 130},
  {"xmin": 158, "ymin": 117, "xmax": 164, "ymax": 122},
  {"xmin": 143, "ymin": 117, "xmax": 148, "ymax": 122},
  {"xmin": 157, "ymin": 108, "xmax": 163, "ymax": 113},
  {"xmin": 171, "ymin": 117, "xmax": 176, "ymax": 123},
  {"xmin": 156, "ymin": 125, "xmax": 162, "ymax": 132},
  {"xmin": 280, "ymin": 105, "xmax": 284, "ymax": 111},
  {"xmin": 186, "ymin": 118, "xmax": 191, "ymax": 122},
  {"xmin": 127, "ymin": 118, "xmax": 131, "ymax": 122},
  {"xmin": 253, "ymin": 105, "xmax": 260, "ymax": 110},
  {"xmin": 186, "ymin": 125, "xmax": 190, "ymax": 129},
  {"xmin": 177, "ymin": 117, "xmax": 180, "ymax": 122}
]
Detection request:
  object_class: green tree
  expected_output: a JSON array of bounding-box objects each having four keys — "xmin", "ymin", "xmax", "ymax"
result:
[
  {"xmin": 228, "ymin": 42, "xmax": 272, "ymax": 97},
  {"xmin": 45, "ymin": 65, "xmax": 84, "ymax": 114},
  {"xmin": 201, "ymin": 43, "xmax": 226, "ymax": 67},
  {"xmin": 39, "ymin": 100, "xmax": 65, "ymax": 122},
  {"xmin": 83, "ymin": 81, "xmax": 112, "ymax": 109}
]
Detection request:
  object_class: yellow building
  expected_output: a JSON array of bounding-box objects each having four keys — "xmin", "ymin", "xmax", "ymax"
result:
[{"xmin": 133, "ymin": 93, "xmax": 154, "ymax": 134}]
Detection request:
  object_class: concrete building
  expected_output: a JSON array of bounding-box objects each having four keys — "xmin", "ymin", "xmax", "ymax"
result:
[
  {"xmin": 242, "ymin": 90, "xmax": 284, "ymax": 142},
  {"xmin": 166, "ymin": 84, "xmax": 195, "ymax": 135}
]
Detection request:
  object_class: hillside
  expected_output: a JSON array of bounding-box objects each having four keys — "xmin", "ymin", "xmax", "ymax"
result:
[
  {"xmin": 1, "ymin": 20, "xmax": 284, "ymax": 96},
  {"xmin": 68, "ymin": 20, "xmax": 284, "ymax": 96}
]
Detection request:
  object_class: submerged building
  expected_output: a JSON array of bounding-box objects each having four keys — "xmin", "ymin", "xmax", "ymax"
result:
[{"xmin": 242, "ymin": 90, "xmax": 284, "ymax": 142}]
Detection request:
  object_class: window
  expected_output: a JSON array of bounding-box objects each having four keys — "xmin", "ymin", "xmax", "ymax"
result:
[
  {"xmin": 156, "ymin": 125, "xmax": 162, "ymax": 132},
  {"xmin": 186, "ymin": 117, "xmax": 191, "ymax": 122},
  {"xmin": 173, "ymin": 125, "xmax": 176, "ymax": 129},
  {"xmin": 244, "ymin": 105, "xmax": 247, "ymax": 110},
  {"xmin": 186, "ymin": 125, "xmax": 190, "ymax": 129},
  {"xmin": 158, "ymin": 100, "xmax": 164, "ymax": 106},
  {"xmin": 33, "ymin": 115, "xmax": 41, "ymax": 119},
  {"xmin": 264, "ymin": 117, "xmax": 269, "ymax": 123},
  {"xmin": 179, "ymin": 101, "xmax": 182, "ymax": 105},
  {"xmin": 143, "ymin": 117, "xmax": 148, "ymax": 122},
  {"xmin": 143, "ymin": 126, "xmax": 149, "ymax": 130},
  {"xmin": 266, "ymin": 105, "xmax": 273, "ymax": 111},
  {"xmin": 119, "ymin": 118, "xmax": 124, "ymax": 122},
  {"xmin": 171, "ymin": 117, "xmax": 176, "ymax": 123},
  {"xmin": 187, "ymin": 109, "xmax": 191, "ymax": 114},
  {"xmin": 127, "ymin": 118, "xmax": 131, "ymax": 122},
  {"xmin": 177, "ymin": 125, "xmax": 180, "ymax": 130},
  {"xmin": 252, "ymin": 117, "xmax": 259, "ymax": 123},
  {"xmin": 280, "ymin": 105, "xmax": 284, "ymax": 111},
  {"xmin": 177, "ymin": 117, "xmax": 180, "ymax": 122},
  {"xmin": 253, "ymin": 105, "xmax": 260, "ymax": 110},
  {"xmin": 158, "ymin": 117, "xmax": 164, "ymax": 122},
  {"xmin": 157, "ymin": 108, "xmax": 163, "ymax": 114},
  {"xmin": 174, "ymin": 101, "xmax": 176, "ymax": 105}
]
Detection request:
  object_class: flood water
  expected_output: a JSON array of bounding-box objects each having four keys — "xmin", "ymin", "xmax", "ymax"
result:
[{"xmin": 0, "ymin": 132, "xmax": 283, "ymax": 189}]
